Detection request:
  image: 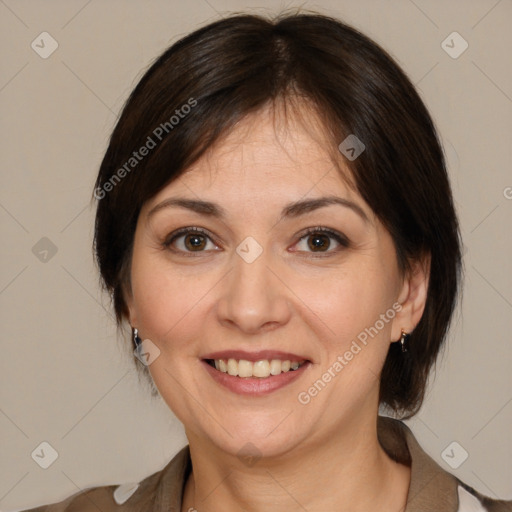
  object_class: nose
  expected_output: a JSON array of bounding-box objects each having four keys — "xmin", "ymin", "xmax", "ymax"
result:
[{"xmin": 216, "ymin": 248, "xmax": 292, "ymax": 334}]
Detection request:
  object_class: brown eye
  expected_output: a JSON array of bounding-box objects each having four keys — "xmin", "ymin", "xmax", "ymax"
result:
[
  {"xmin": 295, "ymin": 227, "xmax": 349, "ymax": 255},
  {"xmin": 307, "ymin": 233, "xmax": 331, "ymax": 252},
  {"xmin": 164, "ymin": 227, "xmax": 218, "ymax": 254},
  {"xmin": 183, "ymin": 233, "xmax": 207, "ymax": 251}
]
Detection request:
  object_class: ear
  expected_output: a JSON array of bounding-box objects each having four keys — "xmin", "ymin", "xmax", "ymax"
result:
[
  {"xmin": 391, "ymin": 253, "xmax": 431, "ymax": 341},
  {"xmin": 122, "ymin": 279, "xmax": 138, "ymax": 329},
  {"xmin": 126, "ymin": 300, "xmax": 138, "ymax": 330}
]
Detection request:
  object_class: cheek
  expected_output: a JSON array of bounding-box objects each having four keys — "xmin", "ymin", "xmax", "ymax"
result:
[
  {"xmin": 303, "ymin": 272, "xmax": 397, "ymax": 388},
  {"xmin": 129, "ymin": 246, "xmax": 201, "ymax": 342},
  {"xmin": 305, "ymin": 269, "xmax": 399, "ymax": 401},
  {"xmin": 132, "ymin": 270, "xmax": 208, "ymax": 343},
  {"xmin": 296, "ymin": 263, "xmax": 396, "ymax": 343}
]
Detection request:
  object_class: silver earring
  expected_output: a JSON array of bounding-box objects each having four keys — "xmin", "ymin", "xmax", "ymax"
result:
[
  {"xmin": 399, "ymin": 329, "xmax": 410, "ymax": 353},
  {"xmin": 133, "ymin": 328, "xmax": 142, "ymax": 349}
]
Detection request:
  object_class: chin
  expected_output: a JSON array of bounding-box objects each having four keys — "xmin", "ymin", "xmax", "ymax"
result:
[
  {"xmin": 205, "ymin": 413, "xmax": 310, "ymax": 459},
  {"xmin": 213, "ymin": 431, "xmax": 301, "ymax": 463}
]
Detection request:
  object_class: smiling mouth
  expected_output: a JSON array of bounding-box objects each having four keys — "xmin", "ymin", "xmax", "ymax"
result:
[{"xmin": 204, "ymin": 358, "xmax": 308, "ymax": 378}]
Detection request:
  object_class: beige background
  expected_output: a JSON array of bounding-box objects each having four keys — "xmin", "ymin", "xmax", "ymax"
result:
[{"xmin": 1, "ymin": 0, "xmax": 511, "ymax": 509}]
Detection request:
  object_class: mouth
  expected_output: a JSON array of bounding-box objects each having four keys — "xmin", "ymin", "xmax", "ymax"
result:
[
  {"xmin": 201, "ymin": 356, "xmax": 312, "ymax": 396},
  {"xmin": 203, "ymin": 358, "xmax": 309, "ymax": 378}
]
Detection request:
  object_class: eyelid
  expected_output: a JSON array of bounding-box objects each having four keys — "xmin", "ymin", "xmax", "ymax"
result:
[{"xmin": 164, "ymin": 226, "xmax": 214, "ymax": 245}]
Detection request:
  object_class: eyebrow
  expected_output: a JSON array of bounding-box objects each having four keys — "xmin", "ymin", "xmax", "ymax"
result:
[{"xmin": 147, "ymin": 195, "xmax": 369, "ymax": 223}]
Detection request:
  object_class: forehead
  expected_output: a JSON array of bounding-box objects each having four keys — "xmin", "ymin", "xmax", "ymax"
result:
[{"xmin": 146, "ymin": 104, "xmax": 363, "ymax": 212}]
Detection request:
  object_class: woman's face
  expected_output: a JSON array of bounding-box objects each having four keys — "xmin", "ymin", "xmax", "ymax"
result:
[{"xmin": 127, "ymin": 105, "xmax": 422, "ymax": 458}]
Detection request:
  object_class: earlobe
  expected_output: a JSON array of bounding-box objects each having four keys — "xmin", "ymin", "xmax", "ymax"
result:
[{"xmin": 391, "ymin": 254, "xmax": 431, "ymax": 341}]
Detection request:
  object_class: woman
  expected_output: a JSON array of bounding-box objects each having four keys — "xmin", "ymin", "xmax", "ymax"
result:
[{"xmin": 23, "ymin": 12, "xmax": 510, "ymax": 512}]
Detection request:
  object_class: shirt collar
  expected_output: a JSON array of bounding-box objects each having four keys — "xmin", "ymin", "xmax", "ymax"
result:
[{"xmin": 378, "ymin": 416, "xmax": 460, "ymax": 511}]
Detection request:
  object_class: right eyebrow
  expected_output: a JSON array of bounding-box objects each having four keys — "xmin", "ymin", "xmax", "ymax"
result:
[{"xmin": 147, "ymin": 198, "xmax": 227, "ymax": 219}]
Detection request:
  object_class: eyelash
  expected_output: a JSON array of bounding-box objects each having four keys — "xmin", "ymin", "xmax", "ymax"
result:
[{"xmin": 163, "ymin": 226, "xmax": 350, "ymax": 258}]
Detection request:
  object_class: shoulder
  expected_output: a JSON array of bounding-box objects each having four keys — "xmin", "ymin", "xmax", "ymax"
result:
[
  {"xmin": 455, "ymin": 481, "xmax": 512, "ymax": 512},
  {"xmin": 16, "ymin": 445, "xmax": 191, "ymax": 512},
  {"xmin": 14, "ymin": 484, "xmax": 122, "ymax": 512},
  {"xmin": 378, "ymin": 416, "xmax": 512, "ymax": 512}
]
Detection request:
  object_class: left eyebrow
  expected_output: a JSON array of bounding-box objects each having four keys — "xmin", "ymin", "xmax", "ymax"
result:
[
  {"xmin": 279, "ymin": 196, "xmax": 370, "ymax": 224},
  {"xmin": 146, "ymin": 195, "xmax": 369, "ymax": 224}
]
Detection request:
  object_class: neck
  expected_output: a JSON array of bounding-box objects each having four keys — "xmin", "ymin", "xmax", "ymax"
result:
[{"xmin": 181, "ymin": 415, "xmax": 410, "ymax": 512}]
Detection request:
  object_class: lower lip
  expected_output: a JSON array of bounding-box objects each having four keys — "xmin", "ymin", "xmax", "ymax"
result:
[{"xmin": 202, "ymin": 360, "xmax": 311, "ymax": 396}]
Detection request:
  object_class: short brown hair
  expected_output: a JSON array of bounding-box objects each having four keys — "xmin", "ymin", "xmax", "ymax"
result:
[{"xmin": 93, "ymin": 12, "xmax": 462, "ymax": 417}]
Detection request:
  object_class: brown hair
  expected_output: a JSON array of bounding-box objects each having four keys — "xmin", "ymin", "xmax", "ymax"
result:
[{"xmin": 93, "ymin": 12, "xmax": 462, "ymax": 417}]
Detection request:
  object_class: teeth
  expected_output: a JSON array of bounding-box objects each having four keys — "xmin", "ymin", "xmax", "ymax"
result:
[
  {"xmin": 211, "ymin": 358, "xmax": 306, "ymax": 378},
  {"xmin": 238, "ymin": 359, "xmax": 253, "ymax": 378},
  {"xmin": 253, "ymin": 360, "xmax": 270, "ymax": 377},
  {"xmin": 270, "ymin": 360, "xmax": 282, "ymax": 375},
  {"xmin": 227, "ymin": 358, "xmax": 238, "ymax": 376}
]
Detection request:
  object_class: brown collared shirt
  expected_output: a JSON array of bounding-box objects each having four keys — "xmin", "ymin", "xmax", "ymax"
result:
[{"xmin": 17, "ymin": 417, "xmax": 511, "ymax": 511}]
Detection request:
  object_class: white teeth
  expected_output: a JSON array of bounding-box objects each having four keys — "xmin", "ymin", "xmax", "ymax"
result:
[
  {"xmin": 211, "ymin": 358, "xmax": 306, "ymax": 378},
  {"xmin": 238, "ymin": 360, "xmax": 253, "ymax": 377},
  {"xmin": 252, "ymin": 360, "xmax": 270, "ymax": 378},
  {"xmin": 227, "ymin": 358, "xmax": 238, "ymax": 376},
  {"xmin": 270, "ymin": 359, "xmax": 282, "ymax": 375}
]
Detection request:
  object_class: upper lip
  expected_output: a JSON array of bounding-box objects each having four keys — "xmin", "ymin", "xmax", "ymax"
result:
[{"xmin": 202, "ymin": 350, "xmax": 310, "ymax": 362}]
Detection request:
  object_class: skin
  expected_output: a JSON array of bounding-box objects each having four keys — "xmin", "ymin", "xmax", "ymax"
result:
[{"xmin": 126, "ymin": 103, "xmax": 429, "ymax": 512}]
